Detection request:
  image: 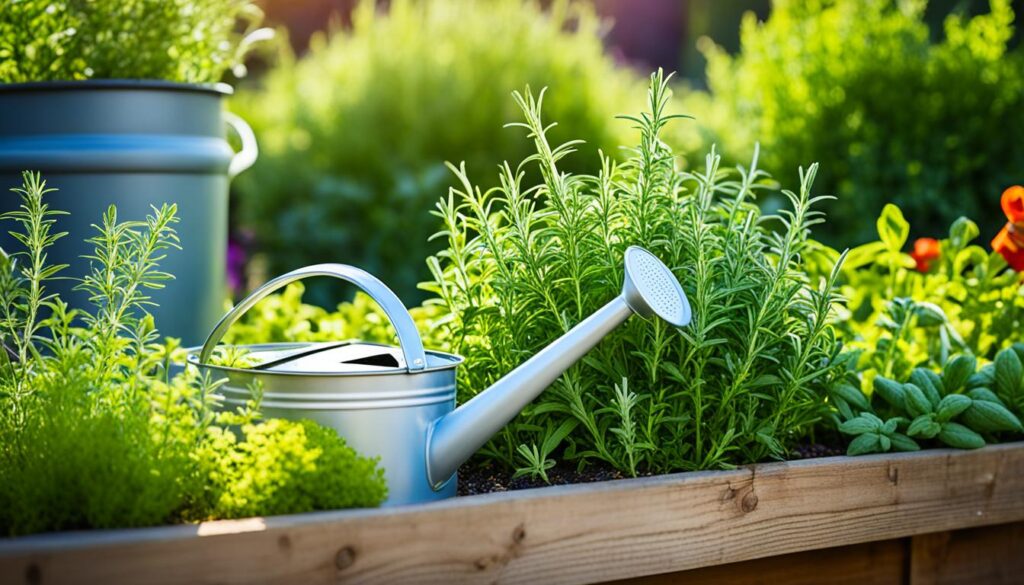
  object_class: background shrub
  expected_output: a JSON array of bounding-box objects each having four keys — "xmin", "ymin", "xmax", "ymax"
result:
[
  {"xmin": 683, "ymin": 0, "xmax": 1024, "ymax": 246},
  {"xmin": 230, "ymin": 0, "xmax": 641, "ymax": 303},
  {"xmin": 0, "ymin": 0, "xmax": 264, "ymax": 83}
]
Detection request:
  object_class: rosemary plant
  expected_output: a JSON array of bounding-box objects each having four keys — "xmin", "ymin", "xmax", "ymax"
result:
[{"xmin": 423, "ymin": 71, "xmax": 847, "ymax": 477}]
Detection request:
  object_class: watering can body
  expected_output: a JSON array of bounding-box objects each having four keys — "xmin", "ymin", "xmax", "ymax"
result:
[
  {"xmin": 0, "ymin": 80, "xmax": 258, "ymax": 346},
  {"xmin": 191, "ymin": 248, "xmax": 690, "ymax": 506},
  {"xmin": 207, "ymin": 341, "xmax": 462, "ymax": 504}
]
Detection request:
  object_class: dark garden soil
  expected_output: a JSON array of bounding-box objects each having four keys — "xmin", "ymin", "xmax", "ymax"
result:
[{"xmin": 457, "ymin": 442, "xmax": 846, "ymax": 496}]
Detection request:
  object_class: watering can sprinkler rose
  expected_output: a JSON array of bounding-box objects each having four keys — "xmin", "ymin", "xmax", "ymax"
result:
[{"xmin": 191, "ymin": 246, "xmax": 691, "ymax": 505}]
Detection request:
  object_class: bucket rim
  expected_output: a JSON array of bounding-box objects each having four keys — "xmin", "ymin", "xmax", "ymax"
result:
[
  {"xmin": 0, "ymin": 79, "xmax": 233, "ymax": 96},
  {"xmin": 185, "ymin": 341, "xmax": 465, "ymax": 378}
]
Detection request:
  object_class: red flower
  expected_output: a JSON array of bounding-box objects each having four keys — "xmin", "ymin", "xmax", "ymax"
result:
[
  {"xmin": 992, "ymin": 186, "xmax": 1024, "ymax": 272},
  {"xmin": 910, "ymin": 237, "xmax": 940, "ymax": 272}
]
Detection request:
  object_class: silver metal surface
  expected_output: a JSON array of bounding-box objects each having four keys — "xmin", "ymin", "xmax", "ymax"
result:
[
  {"xmin": 199, "ymin": 264, "xmax": 427, "ymax": 371},
  {"xmin": 0, "ymin": 80, "xmax": 253, "ymax": 345},
  {"xmin": 425, "ymin": 296, "xmax": 634, "ymax": 487},
  {"xmin": 623, "ymin": 246, "xmax": 692, "ymax": 327},
  {"xmin": 193, "ymin": 246, "xmax": 691, "ymax": 505}
]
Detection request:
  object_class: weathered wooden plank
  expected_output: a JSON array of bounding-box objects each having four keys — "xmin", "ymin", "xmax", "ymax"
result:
[
  {"xmin": 909, "ymin": 522, "xmax": 1024, "ymax": 585},
  {"xmin": 1, "ymin": 443, "xmax": 1022, "ymax": 585},
  {"xmin": 600, "ymin": 539, "xmax": 907, "ymax": 585},
  {"xmin": 598, "ymin": 540, "xmax": 905, "ymax": 585}
]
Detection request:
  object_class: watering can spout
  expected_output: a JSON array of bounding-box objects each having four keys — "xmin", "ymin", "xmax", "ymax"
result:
[{"xmin": 425, "ymin": 246, "xmax": 692, "ymax": 490}]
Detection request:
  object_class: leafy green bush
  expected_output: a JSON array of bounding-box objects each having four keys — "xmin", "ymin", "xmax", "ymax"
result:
[
  {"xmin": 686, "ymin": 0, "xmax": 1024, "ymax": 245},
  {"xmin": 817, "ymin": 203, "xmax": 1024, "ymax": 456},
  {"xmin": 0, "ymin": 0, "xmax": 265, "ymax": 83},
  {"xmin": 829, "ymin": 347, "xmax": 1024, "ymax": 456},
  {"xmin": 417, "ymin": 71, "xmax": 845, "ymax": 477},
  {"xmin": 0, "ymin": 173, "xmax": 385, "ymax": 536},
  {"xmin": 821, "ymin": 204, "xmax": 1024, "ymax": 387},
  {"xmin": 231, "ymin": 0, "xmax": 641, "ymax": 303}
]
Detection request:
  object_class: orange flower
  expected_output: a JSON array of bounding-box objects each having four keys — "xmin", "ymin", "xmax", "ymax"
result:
[
  {"xmin": 1002, "ymin": 185, "xmax": 1024, "ymax": 223},
  {"xmin": 992, "ymin": 185, "xmax": 1024, "ymax": 272},
  {"xmin": 910, "ymin": 237, "xmax": 940, "ymax": 272}
]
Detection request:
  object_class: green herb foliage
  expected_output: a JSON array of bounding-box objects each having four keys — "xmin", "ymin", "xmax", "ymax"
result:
[
  {"xmin": 195, "ymin": 391, "xmax": 388, "ymax": 519},
  {"xmin": 421, "ymin": 71, "xmax": 846, "ymax": 478},
  {"xmin": 0, "ymin": 173, "xmax": 385, "ymax": 536},
  {"xmin": 0, "ymin": 0, "xmax": 266, "ymax": 83},
  {"xmin": 830, "ymin": 346, "xmax": 1024, "ymax": 455},
  {"xmin": 822, "ymin": 204, "xmax": 1024, "ymax": 388},
  {"xmin": 685, "ymin": 0, "xmax": 1024, "ymax": 244},
  {"xmin": 231, "ymin": 0, "xmax": 640, "ymax": 303}
]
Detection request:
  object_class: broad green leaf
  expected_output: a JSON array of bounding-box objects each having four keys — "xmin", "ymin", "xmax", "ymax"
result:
[
  {"xmin": 882, "ymin": 418, "xmax": 899, "ymax": 435},
  {"xmin": 935, "ymin": 394, "xmax": 971, "ymax": 422},
  {"xmin": 903, "ymin": 383, "xmax": 932, "ymax": 418},
  {"xmin": 966, "ymin": 366, "xmax": 996, "ymax": 389},
  {"xmin": 839, "ymin": 416, "xmax": 879, "ymax": 435},
  {"xmin": 938, "ymin": 422, "xmax": 986, "ymax": 449},
  {"xmin": 889, "ymin": 433, "xmax": 920, "ymax": 452},
  {"xmin": 948, "ymin": 216, "xmax": 979, "ymax": 251},
  {"xmin": 942, "ymin": 355, "xmax": 976, "ymax": 393},
  {"xmin": 909, "ymin": 368, "xmax": 941, "ymax": 407},
  {"xmin": 877, "ymin": 204, "xmax": 910, "ymax": 252},
  {"xmin": 907, "ymin": 415, "xmax": 940, "ymax": 439},
  {"xmin": 873, "ymin": 376, "xmax": 906, "ymax": 410},
  {"xmin": 832, "ymin": 383, "xmax": 871, "ymax": 412},
  {"xmin": 994, "ymin": 348, "xmax": 1023, "ymax": 397},
  {"xmin": 960, "ymin": 400, "xmax": 1023, "ymax": 433},
  {"xmin": 878, "ymin": 434, "xmax": 892, "ymax": 452},
  {"xmin": 967, "ymin": 387, "xmax": 1006, "ymax": 406},
  {"xmin": 844, "ymin": 241, "xmax": 888, "ymax": 270},
  {"xmin": 914, "ymin": 302, "xmax": 947, "ymax": 327},
  {"xmin": 847, "ymin": 433, "xmax": 882, "ymax": 456}
]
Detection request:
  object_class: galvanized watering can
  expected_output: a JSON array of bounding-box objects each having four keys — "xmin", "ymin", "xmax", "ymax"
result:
[
  {"xmin": 0, "ymin": 80, "xmax": 258, "ymax": 345},
  {"xmin": 191, "ymin": 246, "xmax": 691, "ymax": 505}
]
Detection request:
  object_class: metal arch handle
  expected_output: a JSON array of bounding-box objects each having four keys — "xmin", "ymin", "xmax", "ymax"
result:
[
  {"xmin": 198, "ymin": 264, "xmax": 428, "ymax": 371},
  {"xmin": 224, "ymin": 111, "xmax": 258, "ymax": 178}
]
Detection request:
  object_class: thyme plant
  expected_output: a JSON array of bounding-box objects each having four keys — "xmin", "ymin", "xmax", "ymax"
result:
[{"xmin": 423, "ymin": 71, "xmax": 847, "ymax": 477}]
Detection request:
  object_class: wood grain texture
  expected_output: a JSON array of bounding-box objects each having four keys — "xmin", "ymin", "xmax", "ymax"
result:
[
  {"xmin": 909, "ymin": 522, "xmax": 1024, "ymax": 585},
  {"xmin": 599, "ymin": 539, "xmax": 907, "ymax": 585},
  {"xmin": 1, "ymin": 443, "xmax": 1022, "ymax": 585}
]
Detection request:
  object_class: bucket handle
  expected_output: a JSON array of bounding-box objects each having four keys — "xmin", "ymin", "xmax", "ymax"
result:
[
  {"xmin": 198, "ymin": 264, "xmax": 427, "ymax": 371},
  {"xmin": 224, "ymin": 111, "xmax": 258, "ymax": 178}
]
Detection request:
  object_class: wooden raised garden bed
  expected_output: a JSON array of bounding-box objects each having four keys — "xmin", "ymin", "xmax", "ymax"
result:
[{"xmin": 2, "ymin": 443, "xmax": 1022, "ymax": 584}]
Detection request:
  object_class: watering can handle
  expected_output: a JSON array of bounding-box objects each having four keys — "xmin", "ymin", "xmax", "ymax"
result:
[
  {"xmin": 224, "ymin": 111, "xmax": 258, "ymax": 178},
  {"xmin": 198, "ymin": 263, "xmax": 428, "ymax": 371}
]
